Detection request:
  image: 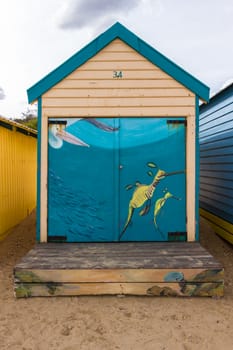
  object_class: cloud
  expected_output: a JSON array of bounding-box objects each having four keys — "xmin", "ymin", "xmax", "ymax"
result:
[
  {"xmin": 0, "ymin": 87, "xmax": 5, "ymax": 100},
  {"xmin": 59, "ymin": 0, "xmax": 141, "ymax": 30}
]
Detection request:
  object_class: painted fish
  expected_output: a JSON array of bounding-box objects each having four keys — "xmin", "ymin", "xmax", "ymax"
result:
[
  {"xmin": 147, "ymin": 171, "xmax": 153, "ymax": 177},
  {"xmin": 86, "ymin": 118, "xmax": 119, "ymax": 132},
  {"xmin": 153, "ymin": 191, "xmax": 173, "ymax": 229},
  {"xmin": 125, "ymin": 184, "xmax": 134, "ymax": 191},
  {"xmin": 154, "ymin": 191, "xmax": 181, "ymax": 230},
  {"xmin": 120, "ymin": 169, "xmax": 166, "ymax": 239},
  {"xmin": 147, "ymin": 162, "xmax": 157, "ymax": 168}
]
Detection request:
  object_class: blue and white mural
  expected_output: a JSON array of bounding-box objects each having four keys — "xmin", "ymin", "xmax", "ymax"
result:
[{"xmin": 48, "ymin": 117, "xmax": 186, "ymax": 242}]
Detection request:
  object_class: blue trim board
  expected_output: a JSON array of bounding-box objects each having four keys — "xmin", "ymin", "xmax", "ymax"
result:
[
  {"xmin": 36, "ymin": 97, "xmax": 41, "ymax": 242},
  {"xmin": 27, "ymin": 22, "xmax": 209, "ymax": 103},
  {"xmin": 195, "ymin": 95, "xmax": 200, "ymax": 240}
]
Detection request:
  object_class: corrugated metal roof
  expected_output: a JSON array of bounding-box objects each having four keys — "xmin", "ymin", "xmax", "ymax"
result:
[{"xmin": 0, "ymin": 116, "xmax": 37, "ymax": 136}]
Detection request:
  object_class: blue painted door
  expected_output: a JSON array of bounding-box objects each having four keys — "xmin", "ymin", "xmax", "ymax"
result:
[{"xmin": 47, "ymin": 118, "xmax": 186, "ymax": 242}]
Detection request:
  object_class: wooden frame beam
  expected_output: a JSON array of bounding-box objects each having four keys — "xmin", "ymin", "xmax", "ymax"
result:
[
  {"xmin": 186, "ymin": 115, "xmax": 196, "ymax": 241},
  {"xmin": 40, "ymin": 112, "xmax": 48, "ymax": 242}
]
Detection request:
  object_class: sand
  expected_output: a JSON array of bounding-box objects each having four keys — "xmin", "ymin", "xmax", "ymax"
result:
[{"xmin": 0, "ymin": 211, "xmax": 232, "ymax": 350}]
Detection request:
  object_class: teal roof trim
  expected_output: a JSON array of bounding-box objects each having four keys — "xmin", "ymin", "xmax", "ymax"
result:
[{"xmin": 27, "ymin": 22, "xmax": 209, "ymax": 103}]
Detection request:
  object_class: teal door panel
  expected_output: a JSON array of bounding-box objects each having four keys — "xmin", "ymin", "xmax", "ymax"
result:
[
  {"xmin": 47, "ymin": 118, "xmax": 119, "ymax": 242},
  {"xmin": 47, "ymin": 117, "xmax": 186, "ymax": 242},
  {"xmin": 119, "ymin": 118, "xmax": 186, "ymax": 241}
]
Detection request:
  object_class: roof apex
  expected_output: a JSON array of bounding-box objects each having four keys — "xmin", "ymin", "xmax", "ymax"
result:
[{"xmin": 27, "ymin": 22, "xmax": 209, "ymax": 103}]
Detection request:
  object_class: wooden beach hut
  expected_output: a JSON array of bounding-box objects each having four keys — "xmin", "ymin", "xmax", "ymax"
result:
[
  {"xmin": 14, "ymin": 22, "xmax": 224, "ymax": 297},
  {"xmin": 200, "ymin": 82, "xmax": 233, "ymax": 244}
]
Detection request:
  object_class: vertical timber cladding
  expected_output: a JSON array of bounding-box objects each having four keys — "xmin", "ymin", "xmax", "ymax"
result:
[{"xmin": 41, "ymin": 39, "xmax": 196, "ymax": 242}]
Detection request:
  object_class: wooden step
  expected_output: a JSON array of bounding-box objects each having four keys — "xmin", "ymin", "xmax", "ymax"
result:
[{"xmin": 14, "ymin": 242, "xmax": 224, "ymax": 298}]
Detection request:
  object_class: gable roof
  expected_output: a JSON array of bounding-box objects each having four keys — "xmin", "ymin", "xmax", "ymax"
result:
[
  {"xmin": 0, "ymin": 116, "xmax": 37, "ymax": 137},
  {"xmin": 27, "ymin": 22, "xmax": 209, "ymax": 103}
]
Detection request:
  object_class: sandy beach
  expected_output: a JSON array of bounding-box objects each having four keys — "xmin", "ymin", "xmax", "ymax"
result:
[{"xmin": 0, "ymin": 210, "xmax": 232, "ymax": 350}]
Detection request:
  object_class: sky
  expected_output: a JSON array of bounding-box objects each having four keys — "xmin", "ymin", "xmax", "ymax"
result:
[{"xmin": 0, "ymin": 0, "xmax": 233, "ymax": 118}]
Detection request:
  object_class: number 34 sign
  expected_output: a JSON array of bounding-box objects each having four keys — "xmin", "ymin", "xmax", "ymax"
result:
[{"xmin": 113, "ymin": 71, "xmax": 123, "ymax": 78}]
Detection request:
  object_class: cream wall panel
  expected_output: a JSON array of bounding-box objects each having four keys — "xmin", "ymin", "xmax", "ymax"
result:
[
  {"xmin": 43, "ymin": 106, "xmax": 195, "ymax": 117},
  {"xmin": 44, "ymin": 88, "xmax": 194, "ymax": 99},
  {"xmin": 68, "ymin": 69, "xmax": 172, "ymax": 80},
  {"xmin": 101, "ymin": 39, "xmax": 135, "ymax": 52},
  {"xmin": 55, "ymin": 79, "xmax": 185, "ymax": 89},
  {"xmin": 42, "ymin": 97, "xmax": 194, "ymax": 108},
  {"xmin": 88, "ymin": 51, "xmax": 150, "ymax": 62},
  {"xmin": 77, "ymin": 60, "xmax": 160, "ymax": 71},
  {"xmin": 48, "ymin": 35, "xmax": 194, "ymax": 113}
]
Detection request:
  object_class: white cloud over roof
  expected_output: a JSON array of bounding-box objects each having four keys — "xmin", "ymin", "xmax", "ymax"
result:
[
  {"xmin": 59, "ymin": 0, "xmax": 141, "ymax": 30},
  {"xmin": 0, "ymin": 0, "xmax": 232, "ymax": 117}
]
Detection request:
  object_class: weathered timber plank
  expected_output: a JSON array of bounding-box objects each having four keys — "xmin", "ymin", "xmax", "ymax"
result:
[
  {"xmin": 15, "ymin": 251, "xmax": 222, "ymax": 270},
  {"xmin": 16, "ymin": 242, "xmax": 219, "ymax": 257},
  {"xmin": 16, "ymin": 256, "xmax": 219, "ymax": 265},
  {"xmin": 19, "ymin": 245, "xmax": 210, "ymax": 253},
  {"xmin": 17, "ymin": 255, "xmax": 221, "ymax": 262},
  {"xmin": 19, "ymin": 253, "xmax": 218, "ymax": 263},
  {"xmin": 24, "ymin": 245, "xmax": 211, "ymax": 254},
  {"xmin": 17, "ymin": 249, "xmax": 217, "ymax": 259},
  {"xmin": 30, "ymin": 242, "xmax": 206, "ymax": 250},
  {"xmin": 34, "ymin": 242, "xmax": 200, "ymax": 247},
  {"xmin": 14, "ymin": 268, "xmax": 224, "ymax": 284},
  {"xmin": 14, "ymin": 281, "xmax": 224, "ymax": 298},
  {"xmin": 14, "ymin": 242, "xmax": 222, "ymax": 281},
  {"xmin": 21, "ymin": 252, "xmax": 215, "ymax": 260},
  {"xmin": 23, "ymin": 250, "xmax": 212, "ymax": 259},
  {"xmin": 15, "ymin": 259, "xmax": 221, "ymax": 270}
]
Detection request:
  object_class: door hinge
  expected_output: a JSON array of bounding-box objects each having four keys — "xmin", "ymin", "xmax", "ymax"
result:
[
  {"xmin": 48, "ymin": 235, "xmax": 67, "ymax": 242},
  {"xmin": 167, "ymin": 120, "xmax": 187, "ymax": 126},
  {"xmin": 168, "ymin": 232, "xmax": 187, "ymax": 242},
  {"xmin": 48, "ymin": 120, "xmax": 67, "ymax": 125}
]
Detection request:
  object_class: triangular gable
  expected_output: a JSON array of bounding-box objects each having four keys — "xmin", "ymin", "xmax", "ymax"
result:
[{"xmin": 27, "ymin": 22, "xmax": 209, "ymax": 103}]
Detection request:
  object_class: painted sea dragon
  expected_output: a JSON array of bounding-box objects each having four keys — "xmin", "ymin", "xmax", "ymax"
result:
[
  {"xmin": 120, "ymin": 170, "xmax": 184, "ymax": 239},
  {"xmin": 120, "ymin": 169, "xmax": 166, "ymax": 239},
  {"xmin": 153, "ymin": 191, "xmax": 181, "ymax": 235}
]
